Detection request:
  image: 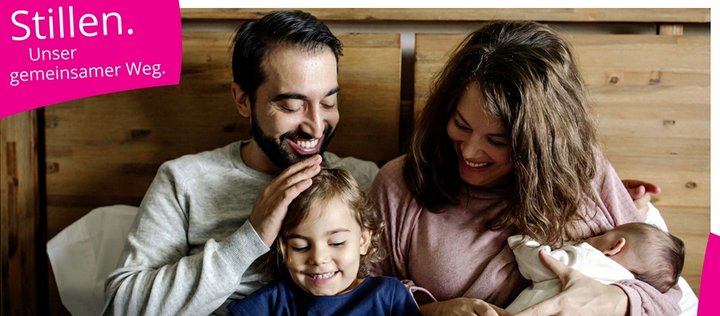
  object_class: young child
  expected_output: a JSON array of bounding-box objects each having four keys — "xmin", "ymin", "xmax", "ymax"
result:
[
  {"xmin": 228, "ymin": 168, "xmax": 421, "ymax": 315},
  {"xmin": 505, "ymin": 222, "xmax": 685, "ymax": 314}
]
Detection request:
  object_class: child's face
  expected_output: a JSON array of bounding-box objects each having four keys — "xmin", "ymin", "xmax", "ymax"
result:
[{"xmin": 283, "ymin": 197, "xmax": 371, "ymax": 296}]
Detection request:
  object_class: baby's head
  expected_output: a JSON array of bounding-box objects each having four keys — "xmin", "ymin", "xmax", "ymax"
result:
[
  {"xmin": 277, "ymin": 168, "xmax": 384, "ymax": 296},
  {"xmin": 586, "ymin": 222, "xmax": 685, "ymax": 293}
]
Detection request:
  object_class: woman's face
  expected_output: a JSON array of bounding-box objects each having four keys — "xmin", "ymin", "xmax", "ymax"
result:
[{"xmin": 446, "ymin": 82, "xmax": 513, "ymax": 188}]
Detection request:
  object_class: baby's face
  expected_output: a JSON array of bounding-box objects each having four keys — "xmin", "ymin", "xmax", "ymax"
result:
[{"xmin": 283, "ymin": 197, "xmax": 371, "ymax": 296}]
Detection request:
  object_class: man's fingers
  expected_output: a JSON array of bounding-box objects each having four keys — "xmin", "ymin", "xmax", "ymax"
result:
[
  {"xmin": 279, "ymin": 163, "xmax": 321, "ymax": 190},
  {"xmin": 279, "ymin": 154, "xmax": 322, "ymax": 177},
  {"xmin": 267, "ymin": 155, "xmax": 322, "ymax": 192},
  {"xmin": 279, "ymin": 177, "xmax": 314, "ymax": 205}
]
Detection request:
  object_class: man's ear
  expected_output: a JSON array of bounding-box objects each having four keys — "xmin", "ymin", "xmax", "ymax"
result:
[
  {"xmin": 602, "ymin": 237, "xmax": 626, "ymax": 257},
  {"xmin": 231, "ymin": 82, "xmax": 251, "ymax": 118},
  {"xmin": 359, "ymin": 229, "xmax": 372, "ymax": 255}
]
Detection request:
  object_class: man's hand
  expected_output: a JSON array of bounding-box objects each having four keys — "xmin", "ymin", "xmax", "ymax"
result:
[
  {"xmin": 249, "ymin": 155, "xmax": 322, "ymax": 246},
  {"xmin": 622, "ymin": 179, "xmax": 661, "ymax": 221},
  {"xmin": 515, "ymin": 250, "xmax": 628, "ymax": 316},
  {"xmin": 420, "ymin": 298, "xmax": 510, "ymax": 316}
]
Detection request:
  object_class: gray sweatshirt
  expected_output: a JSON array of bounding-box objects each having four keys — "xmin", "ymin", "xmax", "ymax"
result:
[{"xmin": 103, "ymin": 140, "xmax": 378, "ymax": 315}]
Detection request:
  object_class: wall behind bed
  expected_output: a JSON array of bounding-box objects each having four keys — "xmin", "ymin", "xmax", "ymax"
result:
[{"xmin": 0, "ymin": 8, "xmax": 709, "ymax": 315}]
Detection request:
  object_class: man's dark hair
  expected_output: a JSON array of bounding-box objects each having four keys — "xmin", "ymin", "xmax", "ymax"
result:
[{"xmin": 231, "ymin": 10, "xmax": 343, "ymax": 105}]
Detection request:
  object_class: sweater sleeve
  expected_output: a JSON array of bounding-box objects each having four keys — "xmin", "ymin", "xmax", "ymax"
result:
[
  {"xmin": 370, "ymin": 157, "xmax": 437, "ymax": 304},
  {"xmin": 592, "ymin": 153, "xmax": 681, "ymax": 316},
  {"xmin": 103, "ymin": 162, "xmax": 270, "ymax": 315}
]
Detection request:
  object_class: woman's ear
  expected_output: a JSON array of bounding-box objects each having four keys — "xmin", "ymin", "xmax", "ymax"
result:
[
  {"xmin": 602, "ymin": 237, "xmax": 626, "ymax": 257},
  {"xmin": 359, "ymin": 229, "xmax": 371, "ymax": 255},
  {"xmin": 231, "ymin": 82, "xmax": 251, "ymax": 118}
]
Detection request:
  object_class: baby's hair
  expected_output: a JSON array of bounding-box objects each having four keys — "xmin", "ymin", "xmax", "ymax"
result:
[
  {"xmin": 621, "ymin": 222, "xmax": 685, "ymax": 293},
  {"xmin": 277, "ymin": 168, "xmax": 385, "ymax": 277}
]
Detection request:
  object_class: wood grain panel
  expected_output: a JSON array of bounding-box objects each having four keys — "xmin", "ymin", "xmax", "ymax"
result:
[
  {"xmin": 1, "ymin": 111, "xmax": 44, "ymax": 314},
  {"xmin": 414, "ymin": 32, "xmax": 709, "ymax": 294},
  {"xmin": 181, "ymin": 8, "xmax": 710, "ymax": 23}
]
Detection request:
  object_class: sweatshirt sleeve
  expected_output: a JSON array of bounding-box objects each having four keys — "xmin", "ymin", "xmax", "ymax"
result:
[{"xmin": 103, "ymin": 162, "xmax": 270, "ymax": 315}]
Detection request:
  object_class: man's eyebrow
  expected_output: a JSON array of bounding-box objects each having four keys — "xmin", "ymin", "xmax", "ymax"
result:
[
  {"xmin": 271, "ymin": 86, "xmax": 340, "ymax": 102},
  {"xmin": 272, "ymin": 93, "xmax": 308, "ymax": 102},
  {"xmin": 325, "ymin": 86, "xmax": 340, "ymax": 97}
]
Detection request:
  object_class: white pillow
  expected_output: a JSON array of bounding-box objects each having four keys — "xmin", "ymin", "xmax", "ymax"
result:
[{"xmin": 47, "ymin": 205, "xmax": 138, "ymax": 316}]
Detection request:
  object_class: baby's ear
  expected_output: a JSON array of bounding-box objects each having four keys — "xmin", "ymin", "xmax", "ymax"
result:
[
  {"xmin": 602, "ymin": 237, "xmax": 626, "ymax": 256},
  {"xmin": 359, "ymin": 229, "xmax": 371, "ymax": 255}
]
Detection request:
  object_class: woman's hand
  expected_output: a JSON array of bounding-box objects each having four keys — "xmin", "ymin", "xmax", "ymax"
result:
[
  {"xmin": 515, "ymin": 251, "xmax": 628, "ymax": 316},
  {"xmin": 622, "ymin": 179, "xmax": 661, "ymax": 221},
  {"xmin": 420, "ymin": 298, "xmax": 510, "ymax": 316}
]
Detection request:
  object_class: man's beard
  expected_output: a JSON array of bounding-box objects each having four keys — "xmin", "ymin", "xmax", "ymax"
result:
[{"xmin": 251, "ymin": 113, "xmax": 335, "ymax": 171}]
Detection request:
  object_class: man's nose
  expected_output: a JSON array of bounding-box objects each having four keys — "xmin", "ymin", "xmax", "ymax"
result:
[{"xmin": 301, "ymin": 104, "xmax": 325, "ymax": 139}]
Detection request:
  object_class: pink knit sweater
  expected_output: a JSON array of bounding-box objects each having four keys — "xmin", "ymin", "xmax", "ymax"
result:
[{"xmin": 371, "ymin": 153, "xmax": 680, "ymax": 315}]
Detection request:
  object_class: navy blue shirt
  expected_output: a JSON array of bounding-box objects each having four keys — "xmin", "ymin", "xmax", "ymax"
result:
[{"xmin": 227, "ymin": 276, "xmax": 422, "ymax": 316}]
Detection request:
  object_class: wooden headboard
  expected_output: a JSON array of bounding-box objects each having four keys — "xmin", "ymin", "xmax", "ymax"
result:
[{"xmin": 0, "ymin": 8, "xmax": 709, "ymax": 314}]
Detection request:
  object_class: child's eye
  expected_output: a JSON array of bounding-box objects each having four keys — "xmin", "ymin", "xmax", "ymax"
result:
[
  {"xmin": 329, "ymin": 241, "xmax": 346, "ymax": 247},
  {"xmin": 291, "ymin": 246, "xmax": 310, "ymax": 252}
]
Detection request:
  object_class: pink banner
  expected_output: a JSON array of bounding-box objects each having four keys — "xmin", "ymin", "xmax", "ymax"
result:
[
  {"xmin": 699, "ymin": 233, "xmax": 719, "ymax": 315},
  {"xmin": 1, "ymin": 0, "xmax": 181, "ymax": 118}
]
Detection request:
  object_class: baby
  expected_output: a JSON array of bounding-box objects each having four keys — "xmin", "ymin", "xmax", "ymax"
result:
[
  {"xmin": 228, "ymin": 168, "xmax": 421, "ymax": 315},
  {"xmin": 506, "ymin": 222, "xmax": 685, "ymax": 314}
]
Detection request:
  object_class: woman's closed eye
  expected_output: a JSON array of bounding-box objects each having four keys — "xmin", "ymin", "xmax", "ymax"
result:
[
  {"xmin": 488, "ymin": 136, "xmax": 509, "ymax": 146},
  {"xmin": 453, "ymin": 117, "xmax": 471, "ymax": 131}
]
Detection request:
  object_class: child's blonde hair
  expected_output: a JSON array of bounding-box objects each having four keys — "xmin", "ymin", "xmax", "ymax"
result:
[{"xmin": 276, "ymin": 168, "xmax": 384, "ymax": 277}]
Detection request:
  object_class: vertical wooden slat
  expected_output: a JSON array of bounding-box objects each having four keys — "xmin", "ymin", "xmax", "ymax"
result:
[
  {"xmin": 658, "ymin": 23, "xmax": 684, "ymax": 35},
  {"xmin": 1, "ymin": 111, "xmax": 42, "ymax": 315}
]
